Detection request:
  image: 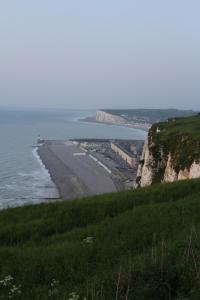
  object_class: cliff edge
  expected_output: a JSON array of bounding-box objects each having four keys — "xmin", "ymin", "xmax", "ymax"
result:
[
  {"xmin": 136, "ymin": 115, "xmax": 200, "ymax": 187},
  {"xmin": 96, "ymin": 110, "xmax": 126, "ymax": 124}
]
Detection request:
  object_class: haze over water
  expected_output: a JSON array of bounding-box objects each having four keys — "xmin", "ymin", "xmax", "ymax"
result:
[{"xmin": 0, "ymin": 109, "xmax": 146, "ymax": 209}]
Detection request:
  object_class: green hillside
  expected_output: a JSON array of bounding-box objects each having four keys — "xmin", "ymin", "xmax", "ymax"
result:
[
  {"xmin": 1, "ymin": 179, "xmax": 200, "ymax": 299},
  {"xmin": 103, "ymin": 109, "xmax": 197, "ymax": 123},
  {"xmin": 151, "ymin": 114, "xmax": 200, "ymax": 141}
]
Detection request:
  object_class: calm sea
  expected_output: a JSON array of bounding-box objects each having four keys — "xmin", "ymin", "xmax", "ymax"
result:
[{"xmin": 0, "ymin": 109, "xmax": 146, "ymax": 209}]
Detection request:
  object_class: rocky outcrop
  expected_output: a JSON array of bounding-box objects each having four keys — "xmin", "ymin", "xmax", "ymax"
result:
[
  {"xmin": 95, "ymin": 110, "xmax": 151, "ymax": 131},
  {"xmin": 136, "ymin": 140, "xmax": 154, "ymax": 187},
  {"xmin": 136, "ymin": 139, "xmax": 200, "ymax": 187},
  {"xmin": 164, "ymin": 157, "xmax": 200, "ymax": 182},
  {"xmin": 96, "ymin": 110, "xmax": 126, "ymax": 125},
  {"xmin": 136, "ymin": 117, "xmax": 200, "ymax": 187}
]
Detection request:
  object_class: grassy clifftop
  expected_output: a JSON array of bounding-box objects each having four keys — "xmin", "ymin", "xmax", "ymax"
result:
[
  {"xmin": 149, "ymin": 115, "xmax": 200, "ymax": 174},
  {"xmin": 1, "ymin": 179, "xmax": 200, "ymax": 299},
  {"xmin": 103, "ymin": 109, "xmax": 197, "ymax": 123},
  {"xmin": 151, "ymin": 115, "xmax": 200, "ymax": 140}
]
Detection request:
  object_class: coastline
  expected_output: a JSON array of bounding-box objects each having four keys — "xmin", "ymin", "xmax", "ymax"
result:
[
  {"xmin": 80, "ymin": 116, "xmax": 150, "ymax": 132},
  {"xmin": 37, "ymin": 144, "xmax": 66, "ymax": 199},
  {"xmin": 37, "ymin": 140, "xmax": 119, "ymax": 200},
  {"xmin": 33, "ymin": 147, "xmax": 60, "ymax": 200},
  {"xmin": 0, "ymin": 109, "xmax": 147, "ymax": 209}
]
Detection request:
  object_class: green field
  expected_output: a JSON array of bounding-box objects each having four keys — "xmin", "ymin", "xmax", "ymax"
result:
[{"xmin": 1, "ymin": 179, "xmax": 200, "ymax": 299}]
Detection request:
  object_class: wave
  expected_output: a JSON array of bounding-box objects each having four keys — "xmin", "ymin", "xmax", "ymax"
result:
[
  {"xmin": 0, "ymin": 197, "xmax": 58, "ymax": 210},
  {"xmin": 32, "ymin": 147, "xmax": 59, "ymax": 198},
  {"xmin": 0, "ymin": 148, "xmax": 59, "ymax": 209}
]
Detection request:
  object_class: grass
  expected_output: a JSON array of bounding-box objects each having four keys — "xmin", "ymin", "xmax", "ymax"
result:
[
  {"xmin": 1, "ymin": 179, "xmax": 200, "ymax": 299},
  {"xmin": 152, "ymin": 115, "xmax": 200, "ymax": 140}
]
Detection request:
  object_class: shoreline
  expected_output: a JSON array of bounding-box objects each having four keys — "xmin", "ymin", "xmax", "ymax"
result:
[
  {"xmin": 80, "ymin": 116, "xmax": 150, "ymax": 132},
  {"xmin": 36, "ymin": 139, "xmax": 144, "ymax": 201},
  {"xmin": 37, "ymin": 140, "xmax": 120, "ymax": 200},
  {"xmin": 37, "ymin": 144, "xmax": 66, "ymax": 200},
  {"xmin": 33, "ymin": 147, "xmax": 60, "ymax": 200}
]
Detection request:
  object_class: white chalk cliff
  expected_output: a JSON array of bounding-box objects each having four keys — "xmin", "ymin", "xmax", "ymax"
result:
[
  {"xmin": 96, "ymin": 110, "xmax": 126, "ymax": 125},
  {"xmin": 136, "ymin": 140, "xmax": 154, "ymax": 187},
  {"xmin": 164, "ymin": 156, "xmax": 200, "ymax": 182},
  {"xmin": 136, "ymin": 137, "xmax": 200, "ymax": 187}
]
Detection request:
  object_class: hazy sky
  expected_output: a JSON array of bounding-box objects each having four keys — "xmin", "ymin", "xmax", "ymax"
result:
[{"xmin": 0, "ymin": 1, "xmax": 200, "ymax": 110}]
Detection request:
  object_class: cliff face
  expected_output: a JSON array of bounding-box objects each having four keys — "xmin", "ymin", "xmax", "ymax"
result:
[
  {"xmin": 164, "ymin": 156, "xmax": 200, "ymax": 182},
  {"xmin": 136, "ymin": 116, "xmax": 200, "ymax": 187},
  {"xmin": 96, "ymin": 110, "xmax": 126, "ymax": 124},
  {"xmin": 136, "ymin": 140, "xmax": 154, "ymax": 187}
]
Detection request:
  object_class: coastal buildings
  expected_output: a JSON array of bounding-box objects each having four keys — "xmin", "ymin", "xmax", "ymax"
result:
[{"xmin": 111, "ymin": 142, "xmax": 137, "ymax": 167}]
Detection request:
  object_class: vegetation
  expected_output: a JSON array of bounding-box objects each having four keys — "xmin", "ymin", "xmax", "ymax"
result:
[
  {"xmin": 103, "ymin": 109, "xmax": 197, "ymax": 123},
  {"xmin": 148, "ymin": 115, "xmax": 200, "ymax": 181},
  {"xmin": 1, "ymin": 179, "xmax": 200, "ymax": 299}
]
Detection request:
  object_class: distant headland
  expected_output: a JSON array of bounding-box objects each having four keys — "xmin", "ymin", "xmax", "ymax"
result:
[{"xmin": 81, "ymin": 108, "xmax": 198, "ymax": 131}]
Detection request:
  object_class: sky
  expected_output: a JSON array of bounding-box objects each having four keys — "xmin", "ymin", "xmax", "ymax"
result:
[{"xmin": 0, "ymin": 0, "xmax": 200, "ymax": 110}]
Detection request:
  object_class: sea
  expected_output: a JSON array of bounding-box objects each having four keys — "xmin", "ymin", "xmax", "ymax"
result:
[{"xmin": 0, "ymin": 108, "xmax": 146, "ymax": 209}]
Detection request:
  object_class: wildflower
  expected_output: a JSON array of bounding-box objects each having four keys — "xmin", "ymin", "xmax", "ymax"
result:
[
  {"xmin": 48, "ymin": 278, "xmax": 59, "ymax": 297},
  {"xmin": 68, "ymin": 292, "xmax": 80, "ymax": 300},
  {"xmin": 0, "ymin": 275, "xmax": 14, "ymax": 287},
  {"xmin": 0, "ymin": 275, "xmax": 22, "ymax": 298},
  {"xmin": 82, "ymin": 236, "xmax": 94, "ymax": 244},
  {"xmin": 68, "ymin": 292, "xmax": 87, "ymax": 300}
]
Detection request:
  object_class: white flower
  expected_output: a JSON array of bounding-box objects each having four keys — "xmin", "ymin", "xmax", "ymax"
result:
[{"xmin": 82, "ymin": 236, "xmax": 94, "ymax": 244}]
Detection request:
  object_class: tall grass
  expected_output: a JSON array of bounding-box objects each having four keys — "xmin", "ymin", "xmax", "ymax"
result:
[{"xmin": 0, "ymin": 179, "xmax": 200, "ymax": 299}]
